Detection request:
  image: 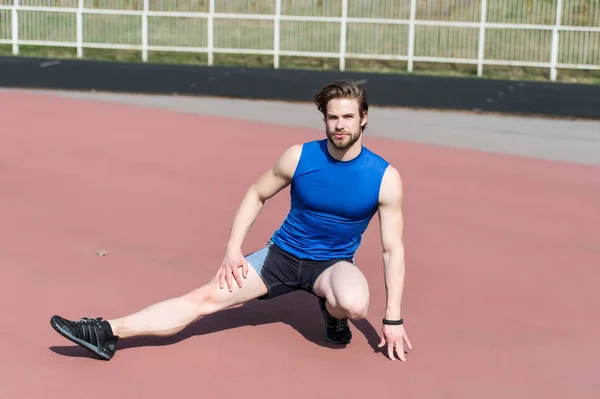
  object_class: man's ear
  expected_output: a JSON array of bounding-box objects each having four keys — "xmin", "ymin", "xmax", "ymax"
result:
[{"xmin": 361, "ymin": 112, "xmax": 368, "ymax": 127}]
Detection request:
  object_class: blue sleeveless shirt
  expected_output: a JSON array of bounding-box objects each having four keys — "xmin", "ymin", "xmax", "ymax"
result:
[{"xmin": 270, "ymin": 139, "xmax": 390, "ymax": 261}]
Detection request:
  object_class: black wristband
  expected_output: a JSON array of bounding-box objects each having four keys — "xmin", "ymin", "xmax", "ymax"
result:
[{"xmin": 382, "ymin": 318, "xmax": 404, "ymax": 325}]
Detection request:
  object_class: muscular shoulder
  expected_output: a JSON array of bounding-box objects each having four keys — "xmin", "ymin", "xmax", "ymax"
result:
[
  {"xmin": 378, "ymin": 165, "xmax": 403, "ymax": 208},
  {"xmin": 273, "ymin": 143, "xmax": 304, "ymax": 180}
]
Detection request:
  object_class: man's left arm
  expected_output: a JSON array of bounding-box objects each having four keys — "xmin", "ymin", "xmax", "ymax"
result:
[{"xmin": 377, "ymin": 165, "xmax": 412, "ymax": 362}]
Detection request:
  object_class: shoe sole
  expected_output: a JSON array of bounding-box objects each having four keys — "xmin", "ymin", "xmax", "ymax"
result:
[
  {"xmin": 318, "ymin": 299, "xmax": 352, "ymax": 345},
  {"xmin": 324, "ymin": 333, "xmax": 352, "ymax": 345},
  {"xmin": 50, "ymin": 318, "xmax": 113, "ymax": 361}
]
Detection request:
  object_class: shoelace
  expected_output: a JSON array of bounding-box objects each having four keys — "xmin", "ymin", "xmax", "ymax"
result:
[
  {"xmin": 334, "ymin": 318, "xmax": 349, "ymax": 332},
  {"xmin": 65, "ymin": 317, "xmax": 105, "ymax": 341},
  {"xmin": 76, "ymin": 317, "xmax": 103, "ymax": 326},
  {"xmin": 325, "ymin": 314, "xmax": 349, "ymax": 332}
]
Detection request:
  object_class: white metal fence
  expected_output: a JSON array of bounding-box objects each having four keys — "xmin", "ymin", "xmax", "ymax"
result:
[{"xmin": 0, "ymin": 0, "xmax": 599, "ymax": 80}]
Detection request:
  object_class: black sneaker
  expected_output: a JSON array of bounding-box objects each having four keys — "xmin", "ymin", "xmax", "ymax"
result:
[
  {"xmin": 50, "ymin": 316, "xmax": 119, "ymax": 360},
  {"xmin": 318, "ymin": 297, "xmax": 352, "ymax": 345}
]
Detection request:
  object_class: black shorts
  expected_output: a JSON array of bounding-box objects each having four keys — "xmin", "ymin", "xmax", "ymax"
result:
[{"xmin": 245, "ymin": 240, "xmax": 354, "ymax": 300}]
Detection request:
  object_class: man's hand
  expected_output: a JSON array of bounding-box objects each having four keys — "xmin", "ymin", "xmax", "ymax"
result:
[
  {"xmin": 378, "ymin": 323, "xmax": 412, "ymax": 361},
  {"xmin": 213, "ymin": 248, "xmax": 248, "ymax": 292}
]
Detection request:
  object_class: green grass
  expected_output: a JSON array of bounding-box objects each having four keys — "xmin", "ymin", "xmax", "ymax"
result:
[{"xmin": 1, "ymin": 0, "xmax": 599, "ymax": 83}]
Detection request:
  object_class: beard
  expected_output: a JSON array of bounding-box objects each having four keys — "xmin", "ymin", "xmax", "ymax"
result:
[{"xmin": 326, "ymin": 127, "xmax": 362, "ymax": 150}]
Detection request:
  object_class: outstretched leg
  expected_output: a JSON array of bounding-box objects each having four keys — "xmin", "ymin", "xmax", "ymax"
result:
[
  {"xmin": 107, "ymin": 265, "xmax": 267, "ymax": 339},
  {"xmin": 50, "ymin": 263, "xmax": 268, "ymax": 360},
  {"xmin": 312, "ymin": 261, "xmax": 370, "ymax": 344}
]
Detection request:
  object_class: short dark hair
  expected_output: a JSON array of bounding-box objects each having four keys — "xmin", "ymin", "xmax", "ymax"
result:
[{"xmin": 313, "ymin": 80, "xmax": 369, "ymax": 130}]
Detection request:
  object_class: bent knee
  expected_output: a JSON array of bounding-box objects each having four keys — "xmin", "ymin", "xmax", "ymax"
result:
[
  {"xmin": 337, "ymin": 294, "xmax": 370, "ymax": 320},
  {"xmin": 346, "ymin": 301, "xmax": 369, "ymax": 320}
]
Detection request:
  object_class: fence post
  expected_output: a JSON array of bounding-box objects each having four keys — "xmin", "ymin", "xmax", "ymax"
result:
[
  {"xmin": 77, "ymin": 0, "xmax": 83, "ymax": 58},
  {"xmin": 142, "ymin": 0, "xmax": 148, "ymax": 62},
  {"xmin": 339, "ymin": 0, "xmax": 348, "ymax": 71},
  {"xmin": 407, "ymin": 0, "xmax": 416, "ymax": 72},
  {"xmin": 477, "ymin": 0, "xmax": 487, "ymax": 77},
  {"xmin": 274, "ymin": 0, "xmax": 281, "ymax": 69},
  {"xmin": 12, "ymin": 0, "xmax": 18, "ymax": 55},
  {"xmin": 208, "ymin": 0, "xmax": 215, "ymax": 66},
  {"xmin": 550, "ymin": 0, "xmax": 563, "ymax": 81}
]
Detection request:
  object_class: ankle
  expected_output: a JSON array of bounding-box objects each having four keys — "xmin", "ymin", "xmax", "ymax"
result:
[{"xmin": 106, "ymin": 320, "xmax": 122, "ymax": 338}]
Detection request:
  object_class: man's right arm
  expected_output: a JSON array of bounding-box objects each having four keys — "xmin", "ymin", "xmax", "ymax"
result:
[
  {"xmin": 212, "ymin": 144, "xmax": 302, "ymax": 293},
  {"xmin": 225, "ymin": 143, "xmax": 301, "ymax": 252}
]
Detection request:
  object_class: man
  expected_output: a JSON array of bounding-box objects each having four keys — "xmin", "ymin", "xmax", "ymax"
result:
[{"xmin": 50, "ymin": 80, "xmax": 412, "ymax": 362}]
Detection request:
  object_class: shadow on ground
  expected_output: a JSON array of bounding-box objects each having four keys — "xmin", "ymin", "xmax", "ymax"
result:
[{"xmin": 48, "ymin": 291, "xmax": 385, "ymax": 360}]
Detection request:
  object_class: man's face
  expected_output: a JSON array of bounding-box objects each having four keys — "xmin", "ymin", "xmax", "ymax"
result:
[{"xmin": 324, "ymin": 98, "xmax": 366, "ymax": 150}]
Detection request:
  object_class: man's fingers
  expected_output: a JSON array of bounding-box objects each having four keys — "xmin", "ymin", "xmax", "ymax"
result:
[
  {"xmin": 387, "ymin": 342, "xmax": 396, "ymax": 361},
  {"xmin": 225, "ymin": 269, "xmax": 234, "ymax": 292},
  {"xmin": 404, "ymin": 334, "xmax": 413, "ymax": 350},
  {"xmin": 395, "ymin": 341, "xmax": 406, "ymax": 361},
  {"xmin": 219, "ymin": 269, "xmax": 226, "ymax": 289},
  {"xmin": 231, "ymin": 266, "xmax": 243, "ymax": 288},
  {"xmin": 242, "ymin": 259, "xmax": 249, "ymax": 279}
]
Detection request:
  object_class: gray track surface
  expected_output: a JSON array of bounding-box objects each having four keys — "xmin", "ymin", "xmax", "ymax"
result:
[{"xmin": 5, "ymin": 88, "xmax": 600, "ymax": 166}]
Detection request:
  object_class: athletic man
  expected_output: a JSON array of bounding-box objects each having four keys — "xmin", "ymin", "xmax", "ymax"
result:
[{"xmin": 50, "ymin": 80, "xmax": 412, "ymax": 362}]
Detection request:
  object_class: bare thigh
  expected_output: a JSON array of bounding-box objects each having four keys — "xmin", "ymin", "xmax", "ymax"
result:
[
  {"xmin": 312, "ymin": 261, "xmax": 370, "ymax": 320},
  {"xmin": 186, "ymin": 261, "xmax": 269, "ymax": 314}
]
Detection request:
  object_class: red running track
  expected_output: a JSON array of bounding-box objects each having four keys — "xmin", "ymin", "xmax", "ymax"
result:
[{"xmin": 1, "ymin": 91, "xmax": 599, "ymax": 399}]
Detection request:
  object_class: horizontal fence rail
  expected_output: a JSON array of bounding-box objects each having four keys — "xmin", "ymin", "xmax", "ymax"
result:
[{"xmin": 0, "ymin": 0, "xmax": 599, "ymax": 80}]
